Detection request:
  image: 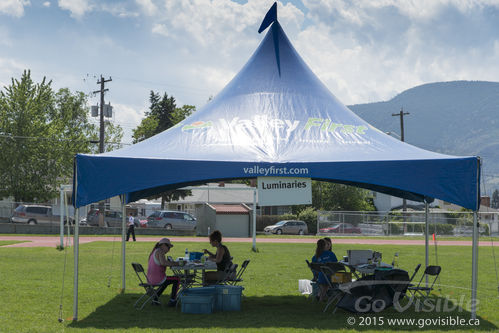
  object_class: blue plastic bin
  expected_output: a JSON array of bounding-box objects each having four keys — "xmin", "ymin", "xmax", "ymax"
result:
[
  {"xmin": 189, "ymin": 252, "xmax": 204, "ymax": 260},
  {"xmin": 180, "ymin": 294, "xmax": 214, "ymax": 314},
  {"xmin": 213, "ymin": 285, "xmax": 244, "ymax": 311}
]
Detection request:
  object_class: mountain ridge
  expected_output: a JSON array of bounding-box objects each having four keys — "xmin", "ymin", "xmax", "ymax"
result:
[{"xmin": 347, "ymin": 80, "xmax": 499, "ymax": 189}]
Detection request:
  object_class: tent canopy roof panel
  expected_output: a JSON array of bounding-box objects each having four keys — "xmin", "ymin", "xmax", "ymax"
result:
[{"xmin": 74, "ymin": 18, "xmax": 480, "ymax": 211}]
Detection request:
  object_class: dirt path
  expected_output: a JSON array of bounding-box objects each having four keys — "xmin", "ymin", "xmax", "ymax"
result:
[{"xmin": 0, "ymin": 235, "xmax": 498, "ymax": 248}]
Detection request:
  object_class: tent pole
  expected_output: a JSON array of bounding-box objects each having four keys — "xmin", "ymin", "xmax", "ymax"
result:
[
  {"xmin": 121, "ymin": 195, "xmax": 126, "ymax": 292},
  {"xmin": 252, "ymin": 189, "xmax": 257, "ymax": 251},
  {"xmin": 471, "ymin": 210, "xmax": 479, "ymax": 319},
  {"xmin": 425, "ymin": 200, "xmax": 429, "ymax": 288},
  {"xmin": 60, "ymin": 186, "xmax": 64, "ymax": 248},
  {"xmin": 73, "ymin": 207, "xmax": 79, "ymax": 321}
]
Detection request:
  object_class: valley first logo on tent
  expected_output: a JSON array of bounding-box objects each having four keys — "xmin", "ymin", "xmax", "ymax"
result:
[{"xmin": 181, "ymin": 116, "xmax": 369, "ymax": 136}]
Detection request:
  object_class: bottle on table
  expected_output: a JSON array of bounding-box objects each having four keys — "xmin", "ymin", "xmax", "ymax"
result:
[
  {"xmin": 391, "ymin": 252, "xmax": 399, "ymax": 267},
  {"xmin": 185, "ymin": 248, "xmax": 189, "ymax": 261}
]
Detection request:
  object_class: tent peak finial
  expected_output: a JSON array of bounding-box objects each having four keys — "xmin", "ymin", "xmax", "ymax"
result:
[{"xmin": 258, "ymin": 2, "xmax": 277, "ymax": 33}]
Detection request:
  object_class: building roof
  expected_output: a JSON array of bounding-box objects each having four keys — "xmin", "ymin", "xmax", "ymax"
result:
[
  {"xmin": 169, "ymin": 183, "xmax": 255, "ymax": 204},
  {"xmin": 211, "ymin": 204, "xmax": 250, "ymax": 215}
]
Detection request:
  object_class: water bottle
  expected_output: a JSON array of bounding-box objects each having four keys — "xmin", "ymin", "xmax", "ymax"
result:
[
  {"xmin": 185, "ymin": 248, "xmax": 189, "ymax": 261},
  {"xmin": 392, "ymin": 252, "xmax": 399, "ymax": 267}
]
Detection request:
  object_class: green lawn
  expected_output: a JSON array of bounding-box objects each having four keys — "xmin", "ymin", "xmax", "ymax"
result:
[
  {"xmin": 0, "ymin": 240, "xmax": 25, "ymax": 246},
  {"xmin": 1, "ymin": 240, "xmax": 498, "ymax": 332}
]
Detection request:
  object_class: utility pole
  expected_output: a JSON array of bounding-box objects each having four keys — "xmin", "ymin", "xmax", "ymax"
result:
[
  {"xmin": 392, "ymin": 107, "xmax": 409, "ymax": 142},
  {"xmin": 93, "ymin": 75, "xmax": 112, "ymax": 227},
  {"xmin": 392, "ymin": 108, "xmax": 410, "ymax": 233}
]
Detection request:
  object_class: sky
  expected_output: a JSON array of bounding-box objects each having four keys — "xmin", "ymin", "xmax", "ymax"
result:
[{"xmin": 2, "ymin": 0, "xmax": 499, "ymax": 144}]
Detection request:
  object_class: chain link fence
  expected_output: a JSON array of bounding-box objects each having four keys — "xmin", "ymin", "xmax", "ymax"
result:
[{"xmin": 317, "ymin": 210, "xmax": 499, "ymax": 237}]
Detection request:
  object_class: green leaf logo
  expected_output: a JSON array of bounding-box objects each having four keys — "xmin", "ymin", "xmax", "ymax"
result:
[{"xmin": 182, "ymin": 121, "xmax": 213, "ymax": 131}]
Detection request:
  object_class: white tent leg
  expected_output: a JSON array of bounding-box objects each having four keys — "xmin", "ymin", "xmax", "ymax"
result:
[
  {"xmin": 60, "ymin": 186, "xmax": 64, "ymax": 248},
  {"xmin": 121, "ymin": 196, "xmax": 126, "ymax": 292},
  {"xmin": 471, "ymin": 210, "xmax": 479, "ymax": 319},
  {"xmin": 73, "ymin": 207, "xmax": 79, "ymax": 321},
  {"xmin": 252, "ymin": 189, "xmax": 257, "ymax": 251},
  {"xmin": 425, "ymin": 201, "xmax": 429, "ymax": 288}
]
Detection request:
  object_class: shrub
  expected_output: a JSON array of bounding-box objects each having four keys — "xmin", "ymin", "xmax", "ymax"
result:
[
  {"xmin": 388, "ymin": 223, "xmax": 455, "ymax": 235},
  {"xmin": 298, "ymin": 207, "xmax": 317, "ymax": 234}
]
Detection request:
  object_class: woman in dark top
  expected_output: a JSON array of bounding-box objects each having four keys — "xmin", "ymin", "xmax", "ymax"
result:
[{"xmin": 203, "ymin": 230, "xmax": 232, "ymax": 284}]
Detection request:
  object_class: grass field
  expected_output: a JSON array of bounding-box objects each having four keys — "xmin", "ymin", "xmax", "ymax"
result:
[{"xmin": 1, "ymin": 239, "xmax": 499, "ymax": 333}]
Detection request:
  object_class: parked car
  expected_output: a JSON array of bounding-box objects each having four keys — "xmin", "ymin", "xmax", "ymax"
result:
[
  {"xmin": 11, "ymin": 204, "xmax": 72, "ymax": 225},
  {"xmin": 146, "ymin": 211, "xmax": 196, "ymax": 230},
  {"xmin": 319, "ymin": 223, "xmax": 361, "ymax": 234},
  {"xmin": 264, "ymin": 220, "xmax": 308, "ymax": 235},
  {"xmin": 86, "ymin": 209, "xmax": 139, "ymax": 228},
  {"xmin": 135, "ymin": 216, "xmax": 148, "ymax": 228}
]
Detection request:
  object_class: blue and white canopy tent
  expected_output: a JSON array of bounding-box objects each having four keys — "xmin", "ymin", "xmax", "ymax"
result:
[{"xmin": 72, "ymin": 3, "xmax": 481, "ymax": 320}]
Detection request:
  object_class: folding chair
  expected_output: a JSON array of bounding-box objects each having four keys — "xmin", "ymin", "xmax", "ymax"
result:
[
  {"xmin": 407, "ymin": 265, "xmax": 441, "ymax": 300},
  {"xmin": 317, "ymin": 262, "xmax": 348, "ymax": 312},
  {"xmin": 217, "ymin": 263, "xmax": 238, "ymax": 285},
  {"xmin": 230, "ymin": 259, "xmax": 250, "ymax": 285},
  {"xmin": 304, "ymin": 260, "xmax": 320, "ymax": 299},
  {"xmin": 305, "ymin": 260, "xmax": 318, "ymax": 282},
  {"xmin": 131, "ymin": 262, "xmax": 162, "ymax": 310}
]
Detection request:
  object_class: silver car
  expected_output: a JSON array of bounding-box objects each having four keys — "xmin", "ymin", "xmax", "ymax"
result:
[
  {"xmin": 146, "ymin": 211, "xmax": 196, "ymax": 230},
  {"xmin": 264, "ymin": 220, "xmax": 308, "ymax": 235},
  {"xmin": 11, "ymin": 204, "xmax": 70, "ymax": 225}
]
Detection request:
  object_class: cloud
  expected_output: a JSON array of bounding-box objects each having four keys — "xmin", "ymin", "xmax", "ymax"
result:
[
  {"xmin": 303, "ymin": 0, "xmax": 499, "ymax": 24},
  {"xmin": 43, "ymin": 1, "xmax": 50, "ymax": 7},
  {"xmin": 291, "ymin": 0, "xmax": 499, "ymax": 104},
  {"xmin": 0, "ymin": 57, "xmax": 27, "ymax": 88},
  {"xmin": 100, "ymin": 2, "xmax": 139, "ymax": 18},
  {"xmin": 105, "ymin": 102, "xmax": 145, "ymax": 144},
  {"xmin": 0, "ymin": 0, "xmax": 30, "ymax": 17},
  {"xmin": 135, "ymin": 0, "xmax": 156, "ymax": 16},
  {"xmin": 58, "ymin": 0, "xmax": 92, "ymax": 19},
  {"xmin": 151, "ymin": 23, "xmax": 169, "ymax": 37}
]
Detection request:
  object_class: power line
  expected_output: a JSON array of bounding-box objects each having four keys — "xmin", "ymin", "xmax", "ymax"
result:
[{"xmin": 112, "ymin": 75, "xmax": 213, "ymax": 94}]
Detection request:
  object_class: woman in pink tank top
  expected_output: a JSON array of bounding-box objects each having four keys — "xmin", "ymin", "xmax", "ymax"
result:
[{"xmin": 147, "ymin": 238, "xmax": 180, "ymax": 306}]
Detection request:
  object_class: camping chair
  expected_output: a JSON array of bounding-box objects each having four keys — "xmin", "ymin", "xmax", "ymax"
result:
[
  {"xmin": 317, "ymin": 262, "xmax": 348, "ymax": 312},
  {"xmin": 131, "ymin": 262, "xmax": 162, "ymax": 310},
  {"xmin": 407, "ymin": 265, "xmax": 441, "ymax": 300},
  {"xmin": 230, "ymin": 259, "xmax": 250, "ymax": 285}
]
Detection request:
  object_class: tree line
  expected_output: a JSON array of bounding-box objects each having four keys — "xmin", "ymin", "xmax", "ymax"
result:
[{"xmin": 0, "ymin": 70, "xmax": 374, "ymax": 212}]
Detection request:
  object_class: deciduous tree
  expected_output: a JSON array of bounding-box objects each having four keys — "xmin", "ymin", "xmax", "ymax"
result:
[{"xmin": 0, "ymin": 71, "xmax": 122, "ymax": 202}]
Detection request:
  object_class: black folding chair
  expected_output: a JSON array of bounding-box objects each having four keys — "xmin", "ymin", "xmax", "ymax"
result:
[
  {"xmin": 230, "ymin": 259, "xmax": 250, "ymax": 285},
  {"xmin": 131, "ymin": 262, "xmax": 162, "ymax": 310},
  {"xmin": 218, "ymin": 263, "xmax": 238, "ymax": 285},
  {"xmin": 317, "ymin": 262, "xmax": 347, "ymax": 312},
  {"xmin": 407, "ymin": 265, "xmax": 441, "ymax": 299},
  {"xmin": 305, "ymin": 260, "xmax": 318, "ymax": 282}
]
